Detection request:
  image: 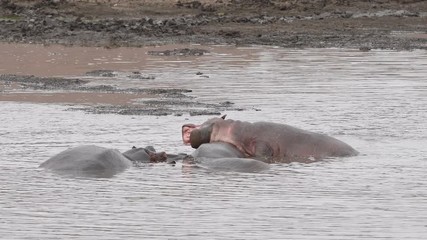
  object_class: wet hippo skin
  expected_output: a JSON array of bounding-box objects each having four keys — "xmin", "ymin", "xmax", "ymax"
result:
[
  {"xmin": 182, "ymin": 115, "xmax": 358, "ymax": 163},
  {"xmin": 183, "ymin": 142, "xmax": 270, "ymax": 173},
  {"xmin": 41, "ymin": 145, "xmax": 168, "ymax": 177},
  {"xmin": 122, "ymin": 146, "xmax": 168, "ymax": 163}
]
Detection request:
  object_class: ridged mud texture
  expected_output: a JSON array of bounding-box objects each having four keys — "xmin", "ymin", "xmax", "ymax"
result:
[{"xmin": 0, "ymin": 0, "xmax": 426, "ymax": 49}]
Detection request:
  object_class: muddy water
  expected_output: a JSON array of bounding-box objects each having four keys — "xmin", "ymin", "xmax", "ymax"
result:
[{"xmin": 1, "ymin": 44, "xmax": 427, "ymax": 239}]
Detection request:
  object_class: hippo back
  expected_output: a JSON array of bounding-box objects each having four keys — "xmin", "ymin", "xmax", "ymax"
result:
[
  {"xmin": 40, "ymin": 145, "xmax": 132, "ymax": 178},
  {"xmin": 193, "ymin": 157, "xmax": 270, "ymax": 173},
  {"xmin": 192, "ymin": 142, "xmax": 245, "ymax": 158},
  {"xmin": 187, "ymin": 142, "xmax": 269, "ymax": 173}
]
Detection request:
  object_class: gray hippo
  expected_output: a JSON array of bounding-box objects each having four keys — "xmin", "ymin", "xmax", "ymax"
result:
[
  {"xmin": 123, "ymin": 146, "xmax": 168, "ymax": 163},
  {"xmin": 182, "ymin": 115, "xmax": 358, "ymax": 163},
  {"xmin": 40, "ymin": 145, "xmax": 169, "ymax": 178},
  {"xmin": 183, "ymin": 142, "xmax": 270, "ymax": 173}
]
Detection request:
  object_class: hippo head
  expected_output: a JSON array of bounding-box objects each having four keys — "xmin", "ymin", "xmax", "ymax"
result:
[
  {"xmin": 182, "ymin": 115, "xmax": 226, "ymax": 149},
  {"xmin": 123, "ymin": 146, "xmax": 168, "ymax": 163},
  {"xmin": 148, "ymin": 151, "xmax": 168, "ymax": 163}
]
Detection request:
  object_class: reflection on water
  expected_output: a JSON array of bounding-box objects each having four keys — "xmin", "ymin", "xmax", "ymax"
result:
[{"xmin": 1, "ymin": 45, "xmax": 427, "ymax": 239}]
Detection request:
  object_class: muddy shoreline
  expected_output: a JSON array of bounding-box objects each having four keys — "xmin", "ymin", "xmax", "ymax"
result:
[
  {"xmin": 0, "ymin": 0, "xmax": 426, "ymax": 50},
  {"xmin": 1, "ymin": 0, "xmax": 426, "ymax": 116},
  {"xmin": 0, "ymin": 42, "xmax": 249, "ymax": 116},
  {"xmin": 0, "ymin": 73, "xmax": 247, "ymax": 116}
]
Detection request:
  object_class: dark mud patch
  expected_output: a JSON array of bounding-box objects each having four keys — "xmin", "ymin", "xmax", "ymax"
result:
[
  {"xmin": 68, "ymin": 101, "xmax": 241, "ymax": 117},
  {"xmin": 85, "ymin": 70, "xmax": 156, "ymax": 80},
  {"xmin": 0, "ymin": 74, "xmax": 189, "ymax": 95},
  {"xmin": 147, "ymin": 48, "xmax": 210, "ymax": 56},
  {"xmin": 85, "ymin": 70, "xmax": 117, "ymax": 78},
  {"xmin": 0, "ymin": 74, "xmax": 88, "ymax": 90},
  {"xmin": 67, "ymin": 97, "xmax": 246, "ymax": 117},
  {"xmin": 0, "ymin": 73, "xmax": 247, "ymax": 116}
]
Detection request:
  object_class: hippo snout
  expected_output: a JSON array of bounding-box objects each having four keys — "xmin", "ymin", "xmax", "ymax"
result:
[{"xmin": 190, "ymin": 129, "xmax": 211, "ymax": 149}]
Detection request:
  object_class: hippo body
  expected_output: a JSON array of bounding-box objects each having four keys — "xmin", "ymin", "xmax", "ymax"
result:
[
  {"xmin": 41, "ymin": 145, "xmax": 168, "ymax": 177},
  {"xmin": 40, "ymin": 145, "xmax": 131, "ymax": 177},
  {"xmin": 191, "ymin": 142, "xmax": 245, "ymax": 159},
  {"xmin": 184, "ymin": 142, "xmax": 270, "ymax": 173},
  {"xmin": 182, "ymin": 116, "xmax": 358, "ymax": 163}
]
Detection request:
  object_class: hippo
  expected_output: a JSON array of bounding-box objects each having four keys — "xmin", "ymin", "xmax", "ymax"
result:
[
  {"xmin": 40, "ymin": 145, "xmax": 169, "ymax": 178},
  {"xmin": 123, "ymin": 146, "xmax": 167, "ymax": 163},
  {"xmin": 182, "ymin": 115, "xmax": 358, "ymax": 163},
  {"xmin": 183, "ymin": 142, "xmax": 270, "ymax": 173},
  {"xmin": 191, "ymin": 142, "xmax": 245, "ymax": 159}
]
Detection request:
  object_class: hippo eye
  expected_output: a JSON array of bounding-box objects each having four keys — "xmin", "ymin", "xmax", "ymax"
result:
[{"xmin": 221, "ymin": 114, "xmax": 227, "ymax": 119}]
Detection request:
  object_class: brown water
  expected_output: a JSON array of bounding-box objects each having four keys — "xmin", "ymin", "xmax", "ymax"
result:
[{"xmin": 1, "ymin": 43, "xmax": 427, "ymax": 239}]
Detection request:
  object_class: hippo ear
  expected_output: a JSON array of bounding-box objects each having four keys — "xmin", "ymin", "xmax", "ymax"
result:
[{"xmin": 221, "ymin": 114, "xmax": 227, "ymax": 119}]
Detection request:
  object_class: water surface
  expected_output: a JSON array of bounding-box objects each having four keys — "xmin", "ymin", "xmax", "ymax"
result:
[{"xmin": 1, "ymin": 44, "xmax": 426, "ymax": 239}]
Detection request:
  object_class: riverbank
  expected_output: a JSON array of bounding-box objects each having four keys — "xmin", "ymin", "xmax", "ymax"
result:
[{"xmin": 1, "ymin": 0, "xmax": 426, "ymax": 50}]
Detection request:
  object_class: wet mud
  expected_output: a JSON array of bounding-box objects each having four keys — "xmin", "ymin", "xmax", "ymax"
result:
[
  {"xmin": 0, "ymin": 0, "xmax": 426, "ymax": 50},
  {"xmin": 147, "ymin": 48, "xmax": 210, "ymax": 56},
  {"xmin": 0, "ymin": 73, "xmax": 245, "ymax": 116}
]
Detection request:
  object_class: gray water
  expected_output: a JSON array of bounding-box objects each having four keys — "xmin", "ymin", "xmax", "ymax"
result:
[{"xmin": 1, "ymin": 46, "xmax": 427, "ymax": 239}]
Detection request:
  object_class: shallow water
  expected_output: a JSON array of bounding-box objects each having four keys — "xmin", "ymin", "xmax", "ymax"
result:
[{"xmin": 1, "ymin": 44, "xmax": 427, "ymax": 239}]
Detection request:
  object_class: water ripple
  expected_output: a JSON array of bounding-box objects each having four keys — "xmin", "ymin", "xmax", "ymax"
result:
[{"xmin": 1, "ymin": 47, "xmax": 427, "ymax": 239}]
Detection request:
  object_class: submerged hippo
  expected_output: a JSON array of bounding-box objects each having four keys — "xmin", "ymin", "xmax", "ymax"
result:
[
  {"xmin": 40, "ymin": 145, "xmax": 168, "ymax": 177},
  {"xmin": 191, "ymin": 142, "xmax": 245, "ymax": 159},
  {"xmin": 183, "ymin": 142, "xmax": 270, "ymax": 173},
  {"xmin": 123, "ymin": 146, "xmax": 168, "ymax": 163},
  {"xmin": 182, "ymin": 115, "xmax": 358, "ymax": 163}
]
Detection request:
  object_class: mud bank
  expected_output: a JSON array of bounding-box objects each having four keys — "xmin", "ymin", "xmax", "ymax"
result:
[
  {"xmin": 0, "ymin": 42, "xmax": 250, "ymax": 116},
  {"xmin": 0, "ymin": 73, "xmax": 244, "ymax": 116},
  {"xmin": 0, "ymin": 0, "xmax": 426, "ymax": 50}
]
